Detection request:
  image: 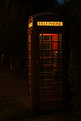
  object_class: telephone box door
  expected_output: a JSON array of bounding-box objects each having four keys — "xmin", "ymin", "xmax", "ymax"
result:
[{"xmin": 39, "ymin": 33, "xmax": 63, "ymax": 102}]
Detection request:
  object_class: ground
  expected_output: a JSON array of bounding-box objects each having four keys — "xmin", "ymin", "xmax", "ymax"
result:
[
  {"xmin": 0, "ymin": 63, "xmax": 81, "ymax": 120},
  {"xmin": 0, "ymin": 63, "xmax": 27, "ymax": 96}
]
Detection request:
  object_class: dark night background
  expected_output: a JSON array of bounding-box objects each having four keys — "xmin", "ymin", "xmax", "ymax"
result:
[{"xmin": 0, "ymin": 0, "xmax": 81, "ymax": 120}]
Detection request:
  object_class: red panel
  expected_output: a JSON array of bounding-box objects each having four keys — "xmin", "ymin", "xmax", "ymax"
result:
[
  {"xmin": 43, "ymin": 33, "xmax": 54, "ymax": 36},
  {"xmin": 52, "ymin": 34, "xmax": 58, "ymax": 50},
  {"xmin": 53, "ymin": 42, "xmax": 58, "ymax": 50},
  {"xmin": 53, "ymin": 34, "xmax": 58, "ymax": 41}
]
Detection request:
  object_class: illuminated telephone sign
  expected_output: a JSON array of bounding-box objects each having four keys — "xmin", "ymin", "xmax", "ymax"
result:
[
  {"xmin": 27, "ymin": 13, "xmax": 67, "ymax": 112},
  {"xmin": 37, "ymin": 21, "xmax": 63, "ymax": 26},
  {"xmin": 28, "ymin": 16, "xmax": 33, "ymax": 28},
  {"xmin": 28, "ymin": 22, "xmax": 33, "ymax": 28}
]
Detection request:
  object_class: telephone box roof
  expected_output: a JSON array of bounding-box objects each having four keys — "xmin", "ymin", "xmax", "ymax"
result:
[
  {"xmin": 32, "ymin": 12, "xmax": 55, "ymax": 18},
  {"xmin": 30, "ymin": 12, "xmax": 63, "ymax": 21}
]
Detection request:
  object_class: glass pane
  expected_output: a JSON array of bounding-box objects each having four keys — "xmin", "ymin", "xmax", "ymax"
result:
[
  {"xmin": 42, "ymin": 59, "xmax": 51, "ymax": 64},
  {"xmin": 43, "ymin": 51, "xmax": 51, "ymax": 57},
  {"xmin": 52, "ymin": 42, "xmax": 58, "ymax": 50},
  {"xmin": 42, "ymin": 43, "xmax": 51, "ymax": 50},
  {"xmin": 51, "ymin": 58, "xmax": 57, "ymax": 67},
  {"xmin": 39, "ymin": 34, "xmax": 42, "ymax": 41},
  {"xmin": 59, "ymin": 58, "xmax": 62, "ymax": 67},
  {"xmin": 51, "ymin": 51, "xmax": 58, "ymax": 58},
  {"xmin": 59, "ymin": 34, "xmax": 62, "ymax": 41},
  {"xmin": 59, "ymin": 70, "xmax": 62, "ymax": 77},
  {"xmin": 59, "ymin": 51, "xmax": 62, "ymax": 58},
  {"xmin": 59, "ymin": 42, "xmax": 62, "ymax": 50},
  {"xmin": 51, "ymin": 68, "xmax": 58, "ymax": 80},
  {"xmin": 40, "ymin": 43, "xmax": 43, "ymax": 49},
  {"xmin": 52, "ymin": 34, "xmax": 58, "ymax": 41},
  {"xmin": 40, "ymin": 73, "xmax": 50, "ymax": 79},
  {"xmin": 40, "ymin": 67, "xmax": 51, "ymax": 73},
  {"xmin": 43, "ymin": 34, "xmax": 49, "ymax": 41}
]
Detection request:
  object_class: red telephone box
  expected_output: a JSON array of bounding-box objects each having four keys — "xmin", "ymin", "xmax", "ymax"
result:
[{"xmin": 27, "ymin": 13, "xmax": 67, "ymax": 112}]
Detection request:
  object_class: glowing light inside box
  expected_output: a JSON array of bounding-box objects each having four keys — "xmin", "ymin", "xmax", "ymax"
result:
[
  {"xmin": 28, "ymin": 22, "xmax": 33, "ymax": 28},
  {"xmin": 37, "ymin": 21, "xmax": 63, "ymax": 26}
]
